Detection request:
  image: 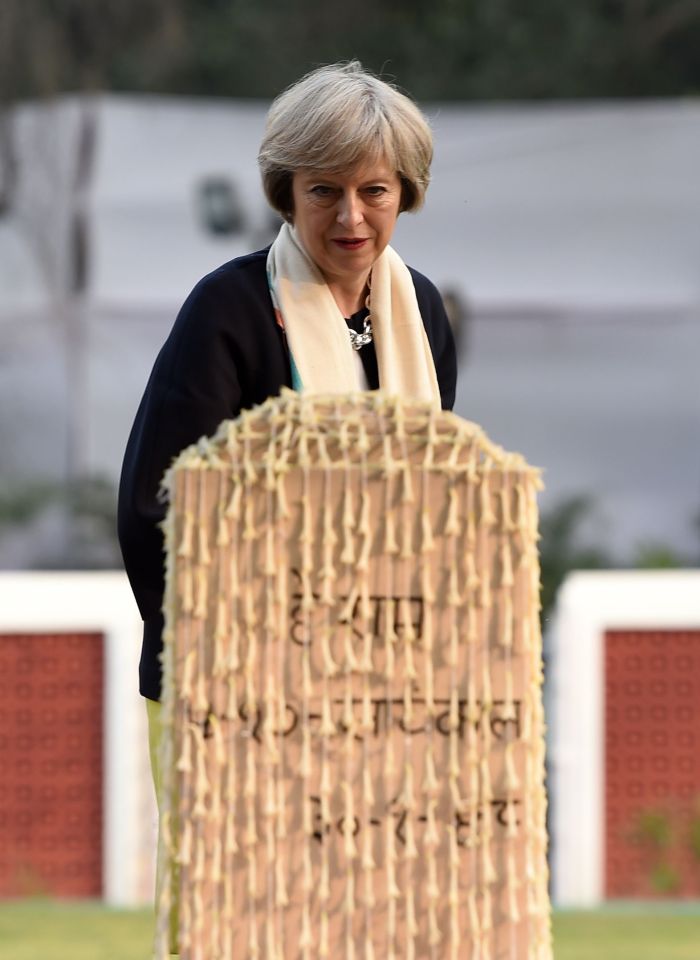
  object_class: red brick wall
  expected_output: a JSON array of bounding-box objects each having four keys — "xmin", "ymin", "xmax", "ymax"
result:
[
  {"xmin": 0, "ymin": 632, "xmax": 103, "ymax": 897},
  {"xmin": 605, "ymin": 629, "xmax": 700, "ymax": 897}
]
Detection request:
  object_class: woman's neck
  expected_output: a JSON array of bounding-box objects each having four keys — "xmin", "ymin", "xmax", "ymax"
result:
[{"xmin": 327, "ymin": 276, "xmax": 369, "ymax": 318}]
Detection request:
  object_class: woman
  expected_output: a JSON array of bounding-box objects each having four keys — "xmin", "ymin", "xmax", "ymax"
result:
[
  {"xmin": 118, "ymin": 60, "xmax": 457, "ymax": 710},
  {"xmin": 119, "ymin": 58, "xmax": 456, "ymax": 956}
]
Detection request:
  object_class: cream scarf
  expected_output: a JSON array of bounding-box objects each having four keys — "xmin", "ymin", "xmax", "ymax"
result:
[{"xmin": 266, "ymin": 223, "xmax": 441, "ymax": 407}]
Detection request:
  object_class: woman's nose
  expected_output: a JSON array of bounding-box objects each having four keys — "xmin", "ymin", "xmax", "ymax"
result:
[{"xmin": 336, "ymin": 191, "xmax": 364, "ymax": 228}]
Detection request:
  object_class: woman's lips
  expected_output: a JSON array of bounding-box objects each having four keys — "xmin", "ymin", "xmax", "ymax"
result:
[{"xmin": 332, "ymin": 238, "xmax": 368, "ymax": 250}]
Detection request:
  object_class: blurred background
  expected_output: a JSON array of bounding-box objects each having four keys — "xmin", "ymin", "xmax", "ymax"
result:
[{"xmin": 1, "ymin": 1, "xmax": 699, "ymax": 956}]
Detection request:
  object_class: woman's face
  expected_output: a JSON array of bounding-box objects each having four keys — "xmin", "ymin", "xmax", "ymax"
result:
[{"xmin": 291, "ymin": 159, "xmax": 402, "ymax": 291}]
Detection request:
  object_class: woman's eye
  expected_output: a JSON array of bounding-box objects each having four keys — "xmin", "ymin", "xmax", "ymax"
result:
[
  {"xmin": 365, "ymin": 185, "xmax": 386, "ymax": 196},
  {"xmin": 310, "ymin": 185, "xmax": 334, "ymax": 197}
]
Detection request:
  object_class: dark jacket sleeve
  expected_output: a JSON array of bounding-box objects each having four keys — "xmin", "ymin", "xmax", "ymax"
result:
[
  {"xmin": 117, "ymin": 256, "xmax": 288, "ymax": 699},
  {"xmin": 408, "ymin": 266, "xmax": 458, "ymax": 410}
]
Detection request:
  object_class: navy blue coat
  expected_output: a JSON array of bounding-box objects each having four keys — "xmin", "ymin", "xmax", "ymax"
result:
[{"xmin": 118, "ymin": 249, "xmax": 457, "ymax": 700}]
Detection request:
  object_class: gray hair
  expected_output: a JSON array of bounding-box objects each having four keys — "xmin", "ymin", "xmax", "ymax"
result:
[{"xmin": 258, "ymin": 61, "xmax": 433, "ymax": 220}]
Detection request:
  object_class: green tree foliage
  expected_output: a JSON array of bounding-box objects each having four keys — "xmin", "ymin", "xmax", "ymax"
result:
[
  {"xmin": 634, "ymin": 541, "xmax": 684, "ymax": 568},
  {"xmin": 2, "ymin": 0, "xmax": 699, "ymax": 102},
  {"xmin": 538, "ymin": 494, "xmax": 610, "ymax": 624},
  {"xmin": 0, "ymin": 475, "xmax": 121, "ymax": 569},
  {"xmin": 538, "ymin": 493, "xmax": 700, "ymax": 629},
  {"xmin": 0, "ymin": 0, "xmax": 183, "ymax": 100}
]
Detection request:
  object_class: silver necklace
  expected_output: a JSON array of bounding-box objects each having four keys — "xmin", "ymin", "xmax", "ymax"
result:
[
  {"xmin": 348, "ymin": 314, "xmax": 372, "ymax": 351},
  {"xmin": 348, "ymin": 283, "xmax": 373, "ymax": 351}
]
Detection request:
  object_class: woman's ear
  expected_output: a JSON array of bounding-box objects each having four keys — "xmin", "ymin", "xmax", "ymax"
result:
[{"xmin": 399, "ymin": 177, "xmax": 414, "ymax": 213}]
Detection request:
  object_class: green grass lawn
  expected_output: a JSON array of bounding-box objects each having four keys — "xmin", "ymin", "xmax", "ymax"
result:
[
  {"xmin": 554, "ymin": 905, "xmax": 700, "ymax": 960},
  {"xmin": 0, "ymin": 900, "xmax": 698, "ymax": 959}
]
